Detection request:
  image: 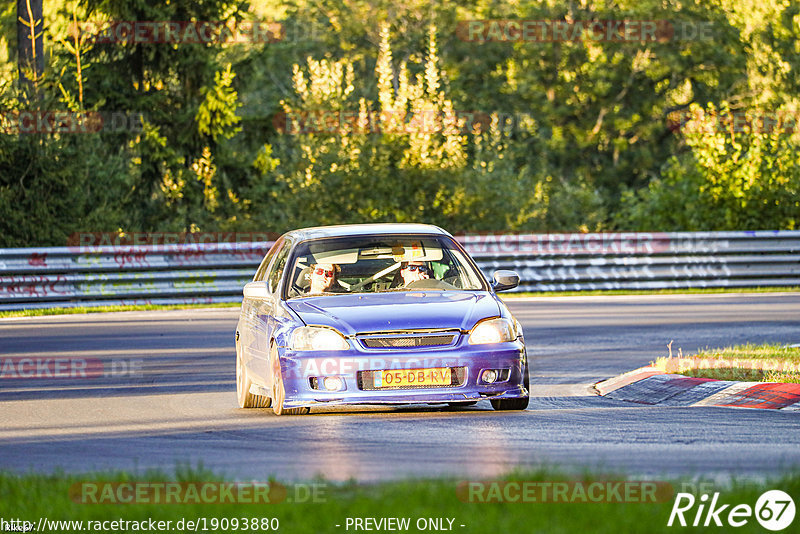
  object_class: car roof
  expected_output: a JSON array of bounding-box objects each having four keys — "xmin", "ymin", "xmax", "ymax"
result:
[{"xmin": 283, "ymin": 223, "xmax": 452, "ymax": 242}]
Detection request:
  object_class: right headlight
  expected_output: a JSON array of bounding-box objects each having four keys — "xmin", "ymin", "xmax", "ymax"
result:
[
  {"xmin": 468, "ymin": 317, "xmax": 516, "ymax": 345},
  {"xmin": 290, "ymin": 326, "xmax": 350, "ymax": 351}
]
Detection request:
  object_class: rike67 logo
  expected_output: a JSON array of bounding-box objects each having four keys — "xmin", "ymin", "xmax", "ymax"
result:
[{"xmin": 668, "ymin": 490, "xmax": 795, "ymax": 530}]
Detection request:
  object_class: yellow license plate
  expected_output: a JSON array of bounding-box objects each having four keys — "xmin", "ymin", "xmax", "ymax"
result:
[{"xmin": 373, "ymin": 367, "xmax": 452, "ymax": 388}]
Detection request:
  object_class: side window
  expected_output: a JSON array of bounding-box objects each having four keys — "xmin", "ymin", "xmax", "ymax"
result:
[
  {"xmin": 253, "ymin": 240, "xmax": 282, "ymax": 282},
  {"xmin": 267, "ymin": 241, "xmax": 292, "ymax": 293}
]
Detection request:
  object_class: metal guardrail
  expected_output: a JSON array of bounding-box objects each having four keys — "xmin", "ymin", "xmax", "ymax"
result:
[
  {"xmin": 464, "ymin": 230, "xmax": 800, "ymax": 292},
  {"xmin": 0, "ymin": 231, "xmax": 798, "ymax": 310},
  {"xmin": 0, "ymin": 242, "xmax": 271, "ymax": 311}
]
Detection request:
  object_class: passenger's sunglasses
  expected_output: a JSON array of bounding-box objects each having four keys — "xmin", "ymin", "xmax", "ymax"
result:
[
  {"xmin": 313, "ymin": 267, "xmax": 334, "ymax": 277},
  {"xmin": 403, "ymin": 264, "xmax": 428, "ymax": 273}
]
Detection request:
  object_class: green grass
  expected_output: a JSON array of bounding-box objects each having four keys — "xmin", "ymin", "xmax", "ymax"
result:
[
  {"xmin": 0, "ymin": 302, "xmax": 240, "ymax": 319},
  {"xmin": 690, "ymin": 343, "xmax": 800, "ymax": 364},
  {"xmin": 1, "ymin": 468, "xmax": 798, "ymax": 533},
  {"xmin": 684, "ymin": 367, "xmax": 800, "ymax": 383},
  {"xmin": 653, "ymin": 343, "xmax": 800, "ymax": 383}
]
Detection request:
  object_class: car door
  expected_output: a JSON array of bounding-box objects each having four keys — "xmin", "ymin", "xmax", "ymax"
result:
[
  {"xmin": 248, "ymin": 238, "xmax": 293, "ymax": 385},
  {"xmin": 239, "ymin": 239, "xmax": 283, "ymax": 384}
]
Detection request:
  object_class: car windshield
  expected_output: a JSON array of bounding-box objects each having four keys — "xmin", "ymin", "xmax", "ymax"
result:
[{"xmin": 285, "ymin": 235, "xmax": 486, "ymax": 298}]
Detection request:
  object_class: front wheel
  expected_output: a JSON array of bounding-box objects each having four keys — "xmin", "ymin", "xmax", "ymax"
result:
[
  {"xmin": 270, "ymin": 343, "xmax": 309, "ymax": 416},
  {"xmin": 490, "ymin": 360, "xmax": 529, "ymax": 411}
]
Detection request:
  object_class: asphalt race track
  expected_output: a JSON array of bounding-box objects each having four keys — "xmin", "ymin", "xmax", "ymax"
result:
[{"xmin": 1, "ymin": 294, "xmax": 799, "ymax": 481}]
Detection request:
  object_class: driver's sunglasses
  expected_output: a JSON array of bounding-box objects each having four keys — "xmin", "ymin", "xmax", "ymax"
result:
[
  {"xmin": 403, "ymin": 264, "xmax": 428, "ymax": 273},
  {"xmin": 313, "ymin": 267, "xmax": 334, "ymax": 277}
]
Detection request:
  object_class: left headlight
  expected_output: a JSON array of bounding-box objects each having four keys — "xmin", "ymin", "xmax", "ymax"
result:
[
  {"xmin": 468, "ymin": 317, "xmax": 516, "ymax": 345},
  {"xmin": 291, "ymin": 326, "xmax": 350, "ymax": 351}
]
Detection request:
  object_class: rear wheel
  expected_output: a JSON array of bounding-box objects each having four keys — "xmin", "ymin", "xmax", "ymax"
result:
[
  {"xmin": 270, "ymin": 343, "xmax": 309, "ymax": 416},
  {"xmin": 490, "ymin": 359, "xmax": 530, "ymax": 411},
  {"xmin": 236, "ymin": 343, "xmax": 271, "ymax": 408}
]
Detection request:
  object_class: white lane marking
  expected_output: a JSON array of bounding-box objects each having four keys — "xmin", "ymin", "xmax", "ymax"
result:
[{"xmin": 530, "ymin": 383, "xmax": 597, "ymax": 397}]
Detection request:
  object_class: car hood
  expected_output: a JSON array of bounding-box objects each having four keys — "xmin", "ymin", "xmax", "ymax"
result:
[{"xmin": 286, "ymin": 291, "xmax": 500, "ymax": 335}]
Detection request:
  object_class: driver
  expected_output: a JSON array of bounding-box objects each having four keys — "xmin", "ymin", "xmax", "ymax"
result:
[
  {"xmin": 307, "ymin": 263, "xmax": 343, "ymax": 294},
  {"xmin": 399, "ymin": 261, "xmax": 430, "ymax": 286}
]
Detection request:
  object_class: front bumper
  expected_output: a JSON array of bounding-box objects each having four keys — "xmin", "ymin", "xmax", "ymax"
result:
[{"xmin": 276, "ymin": 338, "xmax": 528, "ymax": 408}]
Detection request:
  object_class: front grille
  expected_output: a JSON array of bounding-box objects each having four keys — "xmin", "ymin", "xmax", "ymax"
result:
[
  {"xmin": 362, "ymin": 335, "xmax": 455, "ymax": 348},
  {"xmin": 358, "ymin": 330, "xmax": 459, "ymax": 349},
  {"xmin": 357, "ymin": 367, "xmax": 467, "ymax": 391}
]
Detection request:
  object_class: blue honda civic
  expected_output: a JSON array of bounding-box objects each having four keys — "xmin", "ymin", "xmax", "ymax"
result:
[{"xmin": 235, "ymin": 223, "xmax": 528, "ymax": 415}]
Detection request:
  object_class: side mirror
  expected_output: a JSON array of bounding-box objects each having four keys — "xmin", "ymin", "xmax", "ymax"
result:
[
  {"xmin": 492, "ymin": 270, "xmax": 519, "ymax": 292},
  {"xmin": 243, "ymin": 281, "xmax": 270, "ymax": 300}
]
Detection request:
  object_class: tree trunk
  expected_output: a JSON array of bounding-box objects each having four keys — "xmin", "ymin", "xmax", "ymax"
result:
[{"xmin": 17, "ymin": 0, "xmax": 44, "ymax": 99}]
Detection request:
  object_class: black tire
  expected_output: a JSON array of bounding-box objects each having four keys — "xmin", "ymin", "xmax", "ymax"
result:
[
  {"xmin": 270, "ymin": 343, "xmax": 309, "ymax": 416},
  {"xmin": 490, "ymin": 359, "xmax": 530, "ymax": 411},
  {"xmin": 237, "ymin": 342, "xmax": 271, "ymax": 408}
]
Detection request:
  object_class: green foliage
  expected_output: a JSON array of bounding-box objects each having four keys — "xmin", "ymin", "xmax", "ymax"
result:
[
  {"xmin": 0, "ymin": 0, "xmax": 799, "ymax": 246},
  {"xmin": 619, "ymin": 103, "xmax": 800, "ymax": 230},
  {"xmin": 0, "ymin": 131, "xmax": 130, "ymax": 247},
  {"xmin": 196, "ymin": 64, "xmax": 242, "ymax": 141},
  {"xmin": 249, "ymin": 25, "xmax": 559, "ymax": 232}
]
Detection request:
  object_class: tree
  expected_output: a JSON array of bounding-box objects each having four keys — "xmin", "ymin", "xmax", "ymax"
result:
[
  {"xmin": 244, "ymin": 23, "xmax": 552, "ymax": 233},
  {"xmin": 619, "ymin": 103, "xmax": 800, "ymax": 230}
]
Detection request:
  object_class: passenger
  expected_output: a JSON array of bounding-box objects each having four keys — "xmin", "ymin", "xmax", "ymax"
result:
[
  {"xmin": 399, "ymin": 261, "xmax": 430, "ymax": 286},
  {"xmin": 308, "ymin": 263, "xmax": 343, "ymax": 294}
]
